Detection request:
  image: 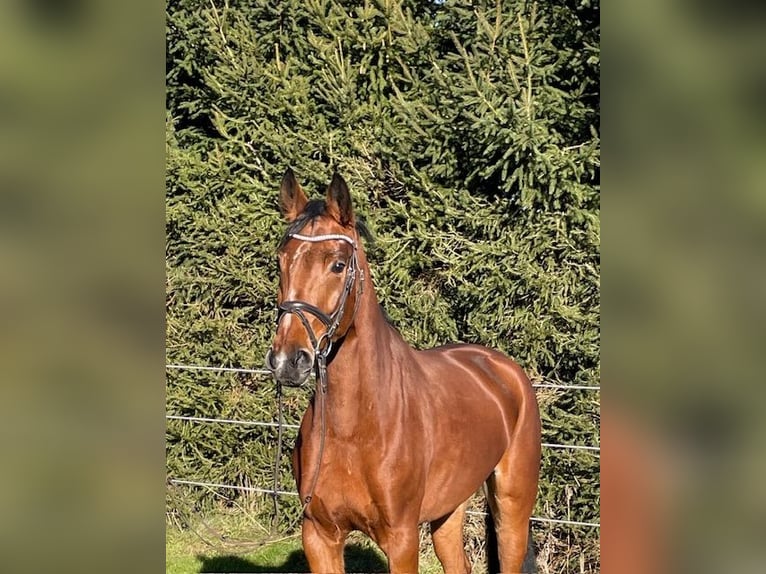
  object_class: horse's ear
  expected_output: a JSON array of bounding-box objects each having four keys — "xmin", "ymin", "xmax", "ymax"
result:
[
  {"xmin": 325, "ymin": 172, "xmax": 354, "ymax": 227},
  {"xmin": 279, "ymin": 168, "xmax": 308, "ymax": 222}
]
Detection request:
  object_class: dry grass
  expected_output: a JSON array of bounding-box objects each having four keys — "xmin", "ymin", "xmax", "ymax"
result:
[{"xmin": 416, "ymin": 491, "xmax": 600, "ymax": 574}]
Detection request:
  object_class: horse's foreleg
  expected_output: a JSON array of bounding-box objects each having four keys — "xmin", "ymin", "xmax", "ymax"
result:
[
  {"xmin": 302, "ymin": 518, "xmax": 346, "ymax": 573},
  {"xmin": 431, "ymin": 501, "xmax": 471, "ymax": 573},
  {"xmin": 377, "ymin": 525, "xmax": 420, "ymax": 574}
]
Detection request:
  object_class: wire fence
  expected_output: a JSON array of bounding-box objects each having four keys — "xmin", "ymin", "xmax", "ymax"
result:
[{"xmin": 166, "ymin": 362, "xmax": 600, "ymax": 529}]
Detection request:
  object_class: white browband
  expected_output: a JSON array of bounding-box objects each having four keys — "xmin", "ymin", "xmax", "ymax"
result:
[{"xmin": 289, "ymin": 233, "xmax": 356, "ymax": 247}]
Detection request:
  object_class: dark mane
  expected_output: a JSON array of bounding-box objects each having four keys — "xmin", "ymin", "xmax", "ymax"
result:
[{"xmin": 278, "ymin": 199, "xmax": 374, "ymax": 249}]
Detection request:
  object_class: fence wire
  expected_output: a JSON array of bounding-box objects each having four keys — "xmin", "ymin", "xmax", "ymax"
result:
[
  {"xmin": 166, "ymin": 414, "xmax": 598, "ymax": 452},
  {"xmin": 166, "ymin": 362, "xmax": 600, "ymax": 529},
  {"xmin": 167, "ymin": 478, "xmax": 600, "ymax": 528},
  {"xmin": 165, "ymin": 363, "xmax": 601, "ymax": 390}
]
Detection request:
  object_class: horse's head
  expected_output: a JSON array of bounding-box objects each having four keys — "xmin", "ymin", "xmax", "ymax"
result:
[{"xmin": 266, "ymin": 169, "xmax": 364, "ymax": 386}]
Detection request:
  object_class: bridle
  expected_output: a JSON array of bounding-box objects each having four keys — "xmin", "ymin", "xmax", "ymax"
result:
[
  {"xmin": 276, "ymin": 232, "xmax": 364, "ymax": 384},
  {"xmin": 270, "ymin": 231, "xmax": 364, "ymax": 507}
]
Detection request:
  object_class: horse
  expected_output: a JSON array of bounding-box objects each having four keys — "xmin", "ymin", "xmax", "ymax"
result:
[{"xmin": 265, "ymin": 169, "xmax": 541, "ymax": 573}]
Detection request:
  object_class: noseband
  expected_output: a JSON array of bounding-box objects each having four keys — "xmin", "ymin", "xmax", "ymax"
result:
[{"xmin": 277, "ymin": 232, "xmax": 364, "ymax": 388}]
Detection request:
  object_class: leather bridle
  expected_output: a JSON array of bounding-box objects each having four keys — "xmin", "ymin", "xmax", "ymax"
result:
[
  {"xmin": 271, "ymin": 231, "xmax": 364, "ymax": 506},
  {"xmin": 275, "ymin": 232, "xmax": 363, "ymax": 388}
]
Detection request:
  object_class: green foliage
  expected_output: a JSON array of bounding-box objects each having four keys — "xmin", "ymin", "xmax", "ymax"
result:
[{"xmin": 167, "ymin": 0, "xmax": 599, "ymax": 570}]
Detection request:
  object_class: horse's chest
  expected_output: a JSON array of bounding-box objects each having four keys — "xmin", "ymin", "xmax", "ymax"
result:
[
  {"xmin": 298, "ymin": 438, "xmax": 384, "ymax": 528},
  {"xmin": 311, "ymin": 481, "xmax": 378, "ymax": 530}
]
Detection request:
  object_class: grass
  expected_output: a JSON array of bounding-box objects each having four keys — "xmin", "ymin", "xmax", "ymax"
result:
[
  {"xmin": 167, "ymin": 525, "xmax": 398, "ymax": 574},
  {"xmin": 166, "ymin": 515, "xmax": 452, "ymax": 574},
  {"xmin": 166, "ymin": 492, "xmax": 599, "ymax": 573}
]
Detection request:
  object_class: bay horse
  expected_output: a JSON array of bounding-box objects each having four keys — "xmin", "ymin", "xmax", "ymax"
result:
[{"xmin": 266, "ymin": 169, "xmax": 541, "ymax": 573}]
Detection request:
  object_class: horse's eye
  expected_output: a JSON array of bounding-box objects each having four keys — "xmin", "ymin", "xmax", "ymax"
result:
[{"xmin": 330, "ymin": 261, "xmax": 346, "ymax": 274}]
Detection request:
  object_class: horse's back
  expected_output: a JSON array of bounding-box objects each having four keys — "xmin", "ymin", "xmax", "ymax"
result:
[{"xmin": 419, "ymin": 343, "xmax": 536, "ymax": 428}]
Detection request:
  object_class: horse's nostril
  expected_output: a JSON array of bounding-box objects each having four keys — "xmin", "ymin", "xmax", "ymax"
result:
[
  {"xmin": 265, "ymin": 349, "xmax": 277, "ymax": 371},
  {"xmin": 293, "ymin": 349, "xmax": 312, "ymax": 369}
]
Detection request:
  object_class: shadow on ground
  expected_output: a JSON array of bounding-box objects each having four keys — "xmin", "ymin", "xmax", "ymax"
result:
[{"xmin": 197, "ymin": 544, "xmax": 388, "ymax": 573}]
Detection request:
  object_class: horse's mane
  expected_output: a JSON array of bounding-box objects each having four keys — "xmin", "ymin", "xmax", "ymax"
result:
[{"xmin": 278, "ymin": 199, "xmax": 374, "ymax": 249}]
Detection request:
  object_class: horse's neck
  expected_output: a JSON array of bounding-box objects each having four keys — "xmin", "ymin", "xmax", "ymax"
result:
[{"xmin": 323, "ymin": 277, "xmax": 406, "ymax": 436}]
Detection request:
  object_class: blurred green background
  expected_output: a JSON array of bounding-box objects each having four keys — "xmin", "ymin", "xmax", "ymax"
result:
[
  {"xmin": 604, "ymin": 0, "xmax": 766, "ymax": 572},
  {"xmin": 1, "ymin": 0, "xmax": 764, "ymax": 573},
  {"xmin": 0, "ymin": 1, "xmax": 164, "ymax": 574}
]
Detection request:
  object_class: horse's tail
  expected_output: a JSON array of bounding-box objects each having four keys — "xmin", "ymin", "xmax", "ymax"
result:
[
  {"xmin": 485, "ymin": 506, "xmax": 500, "ymax": 574},
  {"xmin": 484, "ymin": 507, "xmax": 537, "ymax": 574},
  {"xmin": 523, "ymin": 528, "xmax": 538, "ymax": 574}
]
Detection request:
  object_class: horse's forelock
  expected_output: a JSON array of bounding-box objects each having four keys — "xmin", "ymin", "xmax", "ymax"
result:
[{"xmin": 278, "ymin": 199, "xmax": 373, "ymax": 249}]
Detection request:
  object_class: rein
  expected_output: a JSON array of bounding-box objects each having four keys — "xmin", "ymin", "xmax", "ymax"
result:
[
  {"xmin": 273, "ymin": 231, "xmax": 364, "ymax": 508},
  {"xmin": 170, "ymin": 231, "xmax": 363, "ymax": 552}
]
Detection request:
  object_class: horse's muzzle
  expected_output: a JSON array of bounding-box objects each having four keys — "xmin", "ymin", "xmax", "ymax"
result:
[{"xmin": 265, "ymin": 347, "xmax": 313, "ymax": 387}]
